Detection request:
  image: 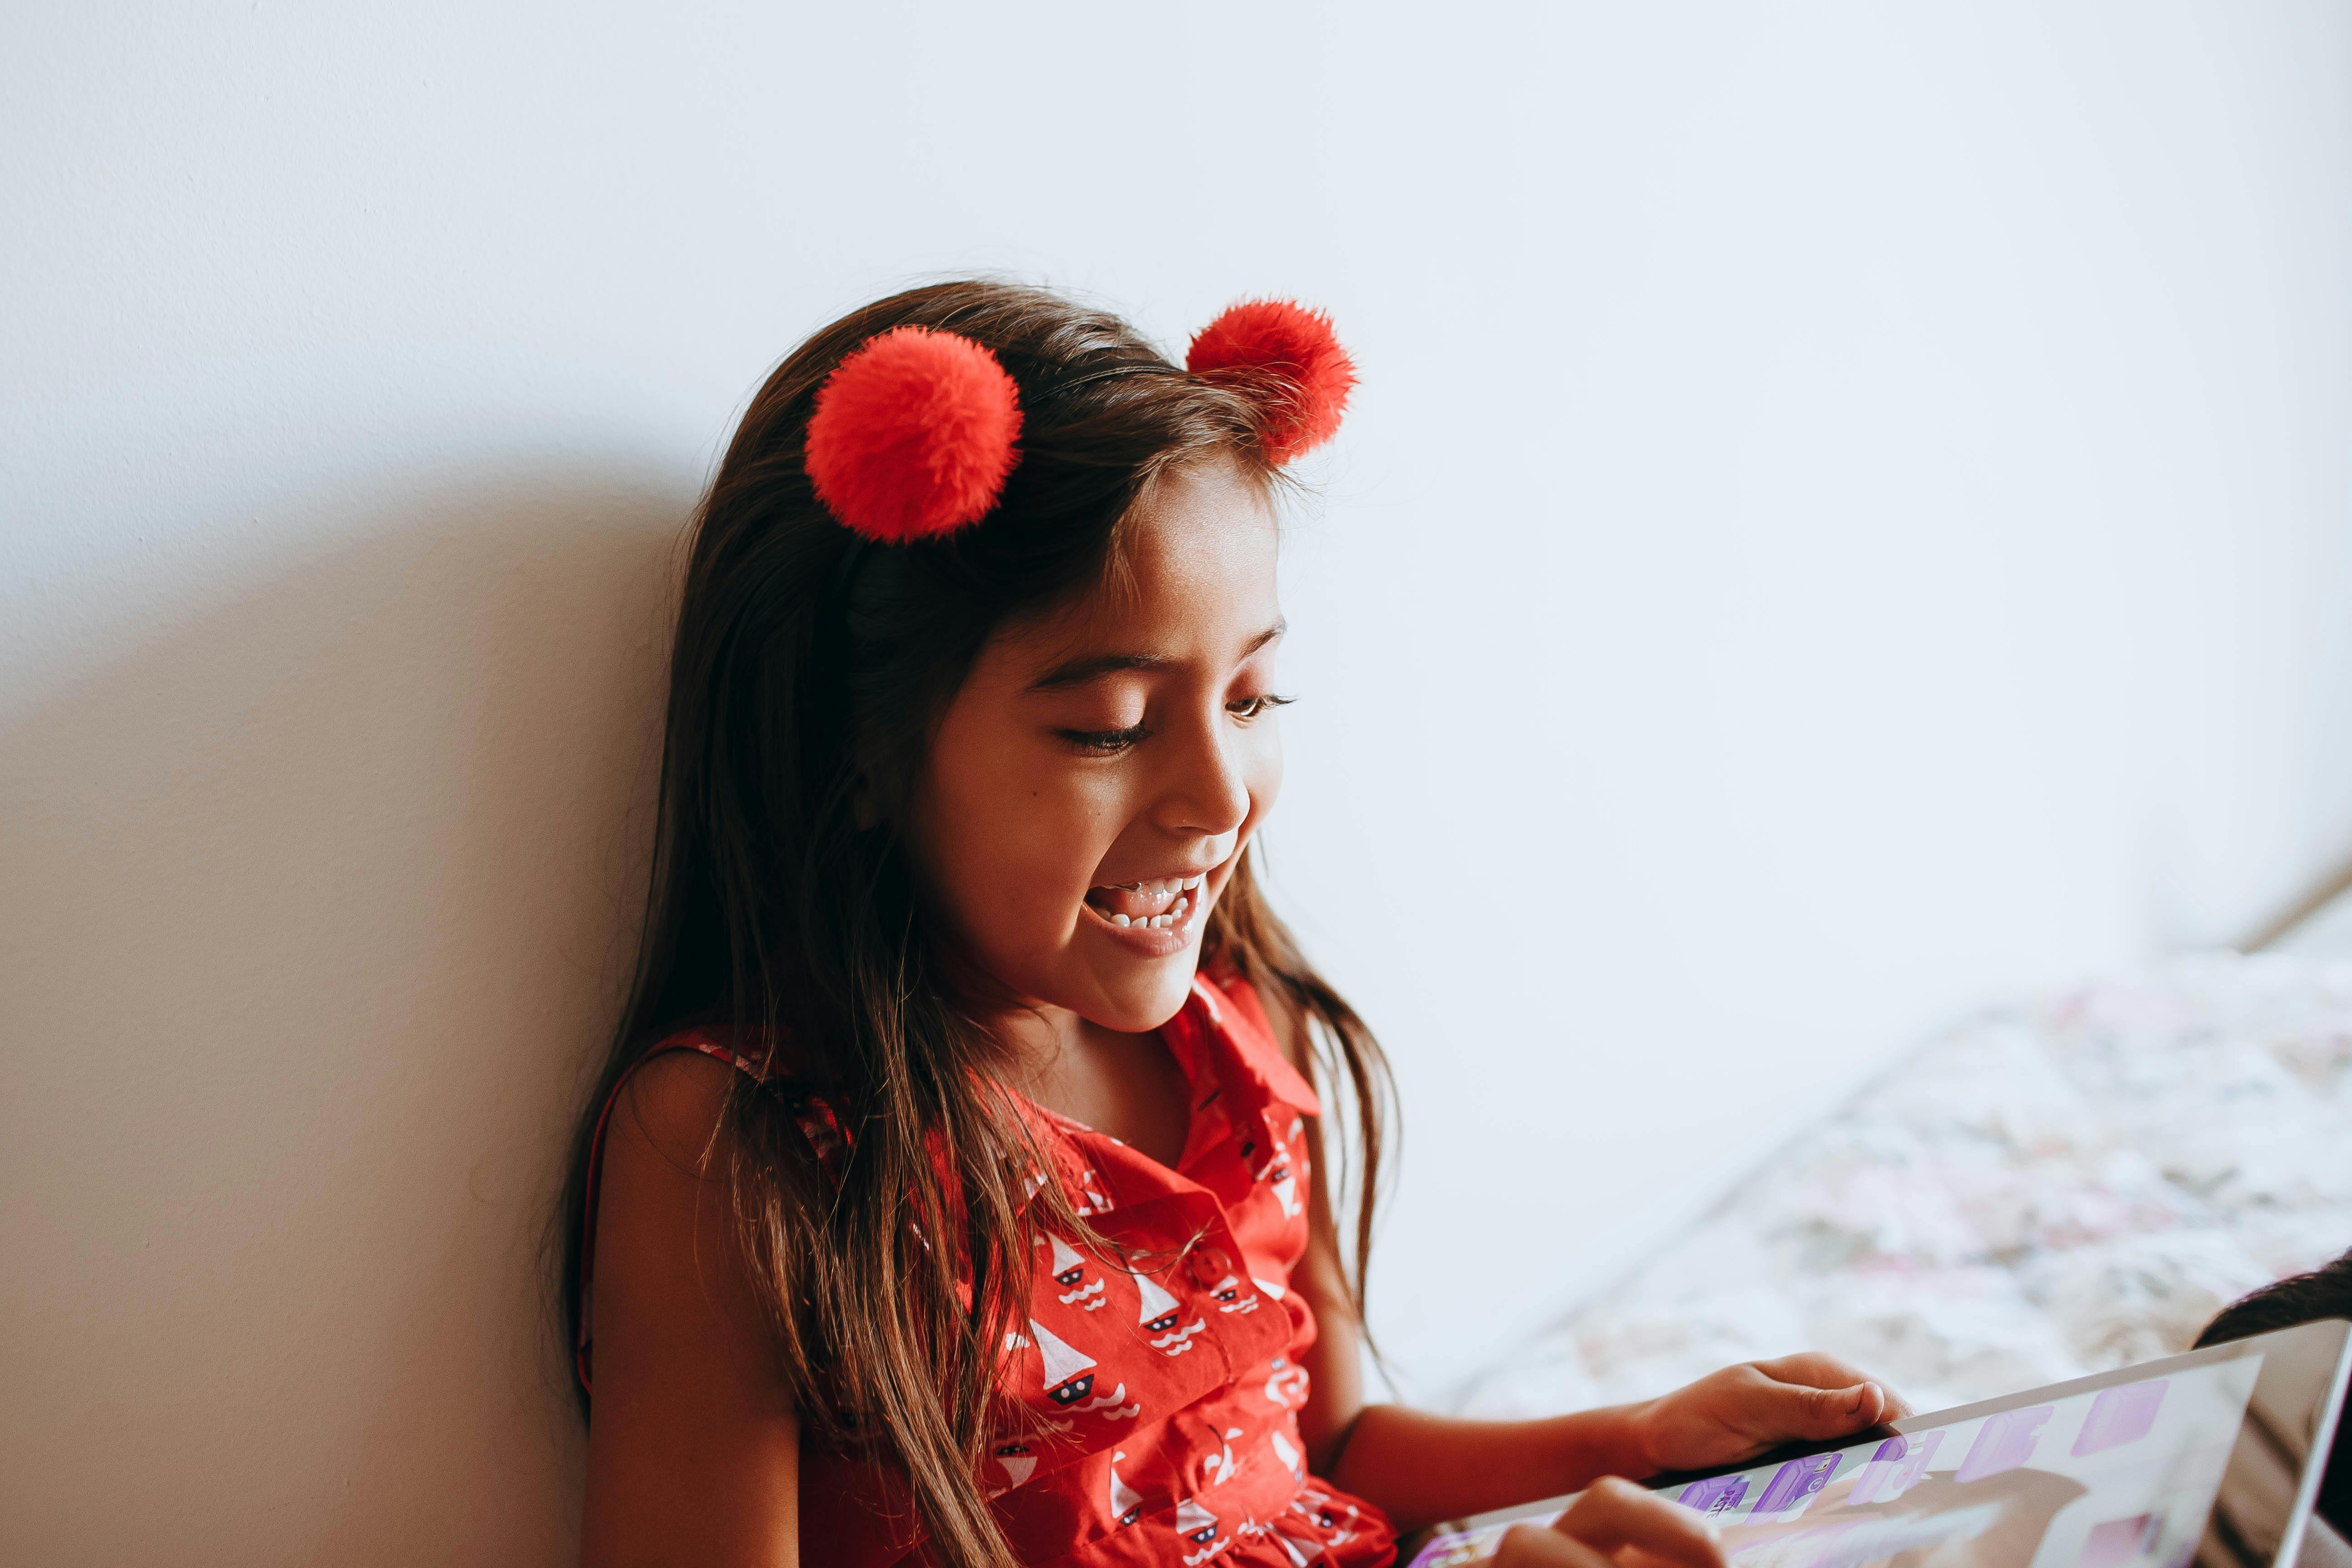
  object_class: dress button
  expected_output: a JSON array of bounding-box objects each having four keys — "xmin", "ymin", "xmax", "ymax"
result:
[{"xmin": 1186, "ymin": 1244, "xmax": 1233, "ymax": 1288}]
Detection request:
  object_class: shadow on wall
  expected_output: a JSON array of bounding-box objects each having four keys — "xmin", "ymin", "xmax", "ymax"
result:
[{"xmin": 3, "ymin": 461, "xmax": 691, "ymax": 1565}]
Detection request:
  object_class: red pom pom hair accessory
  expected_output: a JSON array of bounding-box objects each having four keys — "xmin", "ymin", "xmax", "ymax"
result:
[
  {"xmin": 803, "ymin": 301, "xmax": 1353, "ymax": 543},
  {"xmin": 805, "ymin": 326, "xmax": 1025, "ymax": 544},
  {"xmin": 1185, "ymin": 299, "xmax": 1357, "ymax": 464}
]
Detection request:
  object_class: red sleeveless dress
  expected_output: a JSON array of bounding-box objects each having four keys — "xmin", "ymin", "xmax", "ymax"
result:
[{"xmin": 577, "ymin": 972, "xmax": 1398, "ymax": 1568}]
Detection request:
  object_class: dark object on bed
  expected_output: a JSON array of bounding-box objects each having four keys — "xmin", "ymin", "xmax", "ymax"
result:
[{"xmin": 2197, "ymin": 1248, "xmax": 2352, "ymax": 1532}]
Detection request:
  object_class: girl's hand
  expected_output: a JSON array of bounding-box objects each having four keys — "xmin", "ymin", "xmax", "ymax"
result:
[
  {"xmin": 1626, "ymin": 1354, "xmax": 1911, "ymax": 1477},
  {"xmin": 1491, "ymin": 1477, "xmax": 1724, "ymax": 1568}
]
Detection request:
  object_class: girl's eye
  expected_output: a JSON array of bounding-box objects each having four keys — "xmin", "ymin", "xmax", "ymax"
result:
[
  {"xmin": 1228, "ymin": 694, "xmax": 1295, "ymax": 722},
  {"xmin": 1056, "ymin": 723, "xmax": 1150, "ymax": 755},
  {"xmin": 1056, "ymin": 696, "xmax": 1291, "ymax": 752}
]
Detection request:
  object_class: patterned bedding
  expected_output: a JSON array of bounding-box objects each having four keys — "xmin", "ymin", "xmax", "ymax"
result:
[{"xmin": 1457, "ymin": 952, "xmax": 2352, "ymax": 1421}]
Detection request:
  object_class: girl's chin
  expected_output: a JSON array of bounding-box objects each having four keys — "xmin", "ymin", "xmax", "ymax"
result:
[
  {"xmin": 1076, "ymin": 983, "xmax": 1198, "ymax": 1038},
  {"xmin": 1066, "ymin": 952, "xmax": 1202, "ymax": 1036}
]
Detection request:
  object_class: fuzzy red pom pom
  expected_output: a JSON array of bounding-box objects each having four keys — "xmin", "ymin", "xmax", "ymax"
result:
[
  {"xmin": 805, "ymin": 326, "xmax": 1024, "ymax": 543},
  {"xmin": 1184, "ymin": 299, "xmax": 1357, "ymax": 463}
]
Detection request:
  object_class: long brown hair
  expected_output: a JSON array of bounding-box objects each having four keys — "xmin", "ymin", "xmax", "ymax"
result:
[{"xmin": 557, "ymin": 280, "xmax": 1393, "ymax": 1568}]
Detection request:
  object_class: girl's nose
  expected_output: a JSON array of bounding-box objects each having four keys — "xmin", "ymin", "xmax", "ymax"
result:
[{"xmin": 1158, "ymin": 711, "xmax": 1253, "ymax": 841}]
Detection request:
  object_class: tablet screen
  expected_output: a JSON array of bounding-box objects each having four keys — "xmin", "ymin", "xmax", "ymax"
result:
[
  {"xmin": 1653, "ymin": 1354, "xmax": 2257, "ymax": 1568},
  {"xmin": 1405, "ymin": 1319, "xmax": 2351, "ymax": 1568}
]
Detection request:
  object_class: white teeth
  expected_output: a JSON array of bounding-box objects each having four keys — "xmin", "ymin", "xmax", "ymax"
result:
[
  {"xmin": 1100, "ymin": 902, "xmax": 1190, "ymax": 932},
  {"xmin": 1095, "ymin": 879, "xmax": 1205, "ymax": 933}
]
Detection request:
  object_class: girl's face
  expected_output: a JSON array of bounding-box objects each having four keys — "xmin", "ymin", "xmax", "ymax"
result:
[{"xmin": 908, "ymin": 457, "xmax": 1285, "ymax": 1035}]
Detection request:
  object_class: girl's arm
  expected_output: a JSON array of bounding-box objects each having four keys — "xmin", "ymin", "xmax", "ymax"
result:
[
  {"xmin": 580, "ymin": 1051, "xmax": 802, "ymax": 1567},
  {"xmin": 1268, "ymin": 1000, "xmax": 1899, "ymax": 1537}
]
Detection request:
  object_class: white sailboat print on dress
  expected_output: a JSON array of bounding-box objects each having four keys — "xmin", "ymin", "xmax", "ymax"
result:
[
  {"xmin": 1108, "ymin": 1450, "xmax": 1144, "ymax": 1528},
  {"xmin": 1260, "ymin": 1121, "xmax": 1306, "ymax": 1219},
  {"xmin": 1201, "ymin": 1425, "xmax": 1241, "ymax": 1485},
  {"xmin": 1022, "ymin": 1292, "xmax": 1131, "ymax": 1416},
  {"xmin": 1074, "ymin": 1163, "xmax": 1113, "ymax": 1215},
  {"xmin": 1029, "ymin": 1317, "xmax": 1097, "ymax": 1407},
  {"xmin": 1262, "ymin": 1355, "xmax": 1309, "ymax": 1408},
  {"xmin": 1135, "ymin": 1271, "xmax": 1205, "ymax": 1354},
  {"xmin": 1137, "ymin": 1271, "xmax": 1182, "ymax": 1333},
  {"xmin": 1045, "ymin": 1233, "xmax": 1105, "ymax": 1309},
  {"xmin": 1267, "ymin": 1160, "xmax": 1302, "ymax": 1219},
  {"xmin": 986, "ymin": 1439, "xmax": 1037, "ymax": 1496},
  {"xmin": 1175, "ymin": 1497, "xmax": 1224, "ymax": 1563}
]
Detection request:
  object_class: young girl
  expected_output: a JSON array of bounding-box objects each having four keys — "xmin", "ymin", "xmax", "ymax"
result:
[{"xmin": 560, "ymin": 281, "xmax": 1903, "ymax": 1568}]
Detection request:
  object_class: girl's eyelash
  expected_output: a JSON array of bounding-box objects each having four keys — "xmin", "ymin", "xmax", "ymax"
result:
[
  {"xmin": 1056, "ymin": 697, "xmax": 1292, "ymax": 754},
  {"xmin": 1229, "ymin": 693, "xmax": 1295, "ymax": 721},
  {"xmin": 1058, "ymin": 724, "xmax": 1151, "ymax": 755}
]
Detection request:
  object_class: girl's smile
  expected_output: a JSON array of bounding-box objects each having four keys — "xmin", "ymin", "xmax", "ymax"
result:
[
  {"xmin": 1085, "ymin": 870, "xmax": 1208, "ymax": 928},
  {"xmin": 1083, "ymin": 867, "xmax": 1216, "ymax": 949}
]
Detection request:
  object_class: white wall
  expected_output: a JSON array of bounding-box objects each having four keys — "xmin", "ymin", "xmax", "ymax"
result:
[{"xmin": 5, "ymin": 3, "xmax": 2348, "ymax": 1561}]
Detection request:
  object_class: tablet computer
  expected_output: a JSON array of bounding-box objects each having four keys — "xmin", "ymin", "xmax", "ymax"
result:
[{"xmin": 1407, "ymin": 1317, "xmax": 2352, "ymax": 1568}]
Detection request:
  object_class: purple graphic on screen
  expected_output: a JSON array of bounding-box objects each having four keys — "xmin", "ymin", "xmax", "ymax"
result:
[
  {"xmin": 1676, "ymin": 1474, "xmax": 1748, "ymax": 1516},
  {"xmin": 2079, "ymin": 1514, "xmax": 2158, "ymax": 1568},
  {"xmin": 1843, "ymin": 1438, "xmax": 1904, "ymax": 1507},
  {"xmin": 1956, "ymin": 1406, "xmax": 2054, "ymax": 1482},
  {"xmin": 1753, "ymin": 1452, "xmax": 1842, "ymax": 1518},
  {"xmin": 2072, "ymin": 1382, "xmax": 2168, "ymax": 1457},
  {"xmin": 1845, "ymin": 1430, "xmax": 1943, "ymax": 1504}
]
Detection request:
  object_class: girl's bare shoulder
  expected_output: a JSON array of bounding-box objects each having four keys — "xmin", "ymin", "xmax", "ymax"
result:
[{"xmin": 610, "ymin": 1047, "xmax": 742, "ymax": 1176}]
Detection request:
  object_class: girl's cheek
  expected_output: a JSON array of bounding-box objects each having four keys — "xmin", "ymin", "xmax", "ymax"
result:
[{"xmin": 1004, "ymin": 771, "xmax": 1121, "ymax": 914}]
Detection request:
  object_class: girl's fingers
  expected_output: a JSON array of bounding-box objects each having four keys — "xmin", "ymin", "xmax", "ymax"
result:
[
  {"xmin": 1870, "ymin": 1381, "xmax": 1913, "ymax": 1420},
  {"xmin": 1492, "ymin": 1520, "xmax": 1616, "ymax": 1568},
  {"xmin": 1747, "ymin": 1373, "xmax": 1889, "ymax": 1439},
  {"xmin": 1550, "ymin": 1477, "xmax": 1727, "ymax": 1568},
  {"xmin": 1747, "ymin": 1354, "xmax": 1914, "ymax": 1427}
]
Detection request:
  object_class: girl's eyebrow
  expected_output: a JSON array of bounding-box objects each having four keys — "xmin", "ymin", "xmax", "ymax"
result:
[
  {"xmin": 1023, "ymin": 620, "xmax": 1286, "ymax": 694},
  {"xmin": 1025, "ymin": 652, "xmax": 1167, "ymax": 692}
]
